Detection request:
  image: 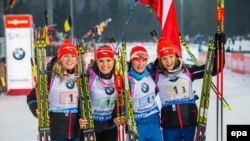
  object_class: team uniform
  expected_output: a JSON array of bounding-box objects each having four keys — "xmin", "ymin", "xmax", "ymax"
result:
[
  {"xmin": 129, "ymin": 68, "xmax": 162, "ymax": 141},
  {"xmin": 27, "ymin": 39, "xmax": 81, "ymax": 141},
  {"xmin": 151, "ymin": 36, "xmax": 224, "ymax": 141},
  {"xmin": 27, "ymin": 69, "xmax": 81, "ymax": 141},
  {"xmin": 129, "ymin": 45, "xmax": 163, "ymax": 141},
  {"xmin": 87, "ymin": 46, "xmax": 117, "ymax": 141},
  {"xmin": 152, "ymin": 58, "xmax": 218, "ymax": 141}
]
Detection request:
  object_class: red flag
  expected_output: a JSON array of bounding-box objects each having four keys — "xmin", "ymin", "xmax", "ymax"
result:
[{"xmin": 139, "ymin": 0, "xmax": 182, "ymax": 57}]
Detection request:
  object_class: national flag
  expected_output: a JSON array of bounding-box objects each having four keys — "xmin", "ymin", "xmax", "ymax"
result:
[
  {"xmin": 64, "ymin": 16, "xmax": 72, "ymax": 32},
  {"xmin": 139, "ymin": 0, "xmax": 182, "ymax": 57},
  {"xmin": 97, "ymin": 18, "xmax": 112, "ymax": 35}
]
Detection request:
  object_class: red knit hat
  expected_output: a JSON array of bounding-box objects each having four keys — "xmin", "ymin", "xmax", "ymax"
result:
[
  {"xmin": 157, "ymin": 37, "xmax": 176, "ymax": 60},
  {"xmin": 57, "ymin": 39, "xmax": 78, "ymax": 59},
  {"xmin": 130, "ymin": 46, "xmax": 148, "ymax": 61},
  {"xmin": 96, "ymin": 46, "xmax": 114, "ymax": 60}
]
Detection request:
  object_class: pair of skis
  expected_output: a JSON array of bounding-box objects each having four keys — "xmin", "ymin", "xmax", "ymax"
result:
[
  {"xmin": 195, "ymin": 41, "xmax": 216, "ymax": 141},
  {"xmin": 196, "ymin": 0, "xmax": 225, "ymax": 141},
  {"xmin": 74, "ymin": 38, "xmax": 96, "ymax": 141},
  {"xmin": 31, "ymin": 27, "xmax": 51, "ymax": 141},
  {"xmin": 114, "ymin": 42, "xmax": 139, "ymax": 141}
]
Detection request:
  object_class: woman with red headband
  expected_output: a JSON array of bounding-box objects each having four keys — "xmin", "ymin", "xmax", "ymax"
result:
[
  {"xmin": 128, "ymin": 45, "xmax": 163, "ymax": 141},
  {"xmin": 79, "ymin": 45, "xmax": 118, "ymax": 141},
  {"xmin": 151, "ymin": 37, "xmax": 224, "ymax": 141},
  {"xmin": 27, "ymin": 39, "xmax": 83, "ymax": 141}
]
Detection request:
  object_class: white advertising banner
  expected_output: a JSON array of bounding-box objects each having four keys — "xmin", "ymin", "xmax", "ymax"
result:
[{"xmin": 4, "ymin": 15, "xmax": 34, "ymax": 95}]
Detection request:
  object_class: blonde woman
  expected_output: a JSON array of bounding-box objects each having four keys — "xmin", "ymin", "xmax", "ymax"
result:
[{"xmin": 27, "ymin": 39, "xmax": 84, "ymax": 141}]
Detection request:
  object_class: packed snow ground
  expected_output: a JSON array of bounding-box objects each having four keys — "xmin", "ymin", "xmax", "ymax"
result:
[{"xmin": 1, "ymin": 69, "xmax": 250, "ymax": 141}]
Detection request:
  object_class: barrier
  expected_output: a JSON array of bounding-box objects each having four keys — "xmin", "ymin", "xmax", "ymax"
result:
[{"xmin": 199, "ymin": 52, "xmax": 250, "ymax": 74}]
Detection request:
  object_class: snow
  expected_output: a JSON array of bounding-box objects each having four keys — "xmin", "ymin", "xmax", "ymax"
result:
[
  {"xmin": 1, "ymin": 42, "xmax": 250, "ymax": 141},
  {"xmin": 0, "ymin": 95, "xmax": 37, "ymax": 141}
]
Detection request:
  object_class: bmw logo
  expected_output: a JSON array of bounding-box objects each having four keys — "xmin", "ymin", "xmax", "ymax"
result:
[
  {"xmin": 105, "ymin": 87, "xmax": 115, "ymax": 95},
  {"xmin": 66, "ymin": 81, "xmax": 75, "ymax": 89},
  {"xmin": 169, "ymin": 76, "xmax": 179, "ymax": 82},
  {"xmin": 13, "ymin": 48, "xmax": 25, "ymax": 60},
  {"xmin": 141, "ymin": 83, "xmax": 149, "ymax": 93}
]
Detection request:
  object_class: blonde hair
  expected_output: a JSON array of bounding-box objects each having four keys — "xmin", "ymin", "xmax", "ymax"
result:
[{"xmin": 52, "ymin": 60, "xmax": 80, "ymax": 82}]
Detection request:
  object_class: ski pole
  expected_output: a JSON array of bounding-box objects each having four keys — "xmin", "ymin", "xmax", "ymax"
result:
[
  {"xmin": 216, "ymin": 1, "xmax": 225, "ymax": 140},
  {"xmin": 116, "ymin": 1, "xmax": 138, "ymax": 50},
  {"xmin": 211, "ymin": 83, "xmax": 231, "ymax": 111}
]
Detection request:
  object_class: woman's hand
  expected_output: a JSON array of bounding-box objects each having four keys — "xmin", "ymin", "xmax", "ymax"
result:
[
  {"xmin": 79, "ymin": 118, "xmax": 88, "ymax": 129},
  {"xmin": 113, "ymin": 116, "xmax": 126, "ymax": 125},
  {"xmin": 36, "ymin": 109, "xmax": 40, "ymax": 117}
]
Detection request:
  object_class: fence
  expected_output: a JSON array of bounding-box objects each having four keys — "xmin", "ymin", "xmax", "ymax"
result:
[{"xmin": 199, "ymin": 52, "xmax": 250, "ymax": 74}]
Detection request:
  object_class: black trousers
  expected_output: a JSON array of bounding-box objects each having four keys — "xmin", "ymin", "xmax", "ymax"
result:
[{"xmin": 95, "ymin": 127, "xmax": 117, "ymax": 141}]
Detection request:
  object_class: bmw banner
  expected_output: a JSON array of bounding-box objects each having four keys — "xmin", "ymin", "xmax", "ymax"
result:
[{"xmin": 4, "ymin": 15, "xmax": 33, "ymax": 95}]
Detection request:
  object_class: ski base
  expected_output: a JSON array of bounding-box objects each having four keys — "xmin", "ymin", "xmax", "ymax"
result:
[
  {"xmin": 82, "ymin": 128, "xmax": 96, "ymax": 141},
  {"xmin": 195, "ymin": 124, "xmax": 206, "ymax": 141},
  {"xmin": 38, "ymin": 131, "xmax": 50, "ymax": 141}
]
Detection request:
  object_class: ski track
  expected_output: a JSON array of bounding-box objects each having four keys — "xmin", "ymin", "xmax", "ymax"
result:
[{"xmin": 0, "ymin": 70, "xmax": 250, "ymax": 141}]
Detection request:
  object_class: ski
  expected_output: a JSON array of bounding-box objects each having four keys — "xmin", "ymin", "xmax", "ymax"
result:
[
  {"xmin": 195, "ymin": 41, "xmax": 215, "ymax": 141},
  {"xmin": 121, "ymin": 42, "xmax": 139, "ymax": 141},
  {"xmin": 75, "ymin": 38, "xmax": 96, "ymax": 141},
  {"xmin": 34, "ymin": 27, "xmax": 51, "ymax": 141}
]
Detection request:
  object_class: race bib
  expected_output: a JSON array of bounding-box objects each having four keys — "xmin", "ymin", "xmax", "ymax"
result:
[
  {"xmin": 59, "ymin": 91, "xmax": 78, "ymax": 104},
  {"xmin": 139, "ymin": 92, "xmax": 155, "ymax": 107},
  {"xmin": 97, "ymin": 97, "xmax": 115, "ymax": 108},
  {"xmin": 164, "ymin": 81, "xmax": 189, "ymax": 100}
]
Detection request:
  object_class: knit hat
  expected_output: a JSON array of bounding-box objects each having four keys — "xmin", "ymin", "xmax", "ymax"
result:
[
  {"xmin": 157, "ymin": 37, "xmax": 176, "ymax": 60},
  {"xmin": 96, "ymin": 46, "xmax": 114, "ymax": 60},
  {"xmin": 57, "ymin": 39, "xmax": 78, "ymax": 59},
  {"xmin": 130, "ymin": 46, "xmax": 148, "ymax": 61}
]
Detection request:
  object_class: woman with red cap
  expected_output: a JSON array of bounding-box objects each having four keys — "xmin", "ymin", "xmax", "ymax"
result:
[
  {"xmin": 128, "ymin": 45, "xmax": 162, "ymax": 141},
  {"xmin": 79, "ymin": 45, "xmax": 118, "ymax": 141},
  {"xmin": 152, "ymin": 37, "xmax": 224, "ymax": 141},
  {"xmin": 27, "ymin": 39, "xmax": 84, "ymax": 141}
]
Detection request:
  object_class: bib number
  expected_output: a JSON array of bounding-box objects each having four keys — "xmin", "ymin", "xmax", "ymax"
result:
[
  {"xmin": 97, "ymin": 97, "xmax": 115, "ymax": 108},
  {"xmin": 139, "ymin": 93, "xmax": 155, "ymax": 107},
  {"xmin": 165, "ymin": 81, "xmax": 189, "ymax": 100},
  {"xmin": 59, "ymin": 91, "xmax": 78, "ymax": 104}
]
